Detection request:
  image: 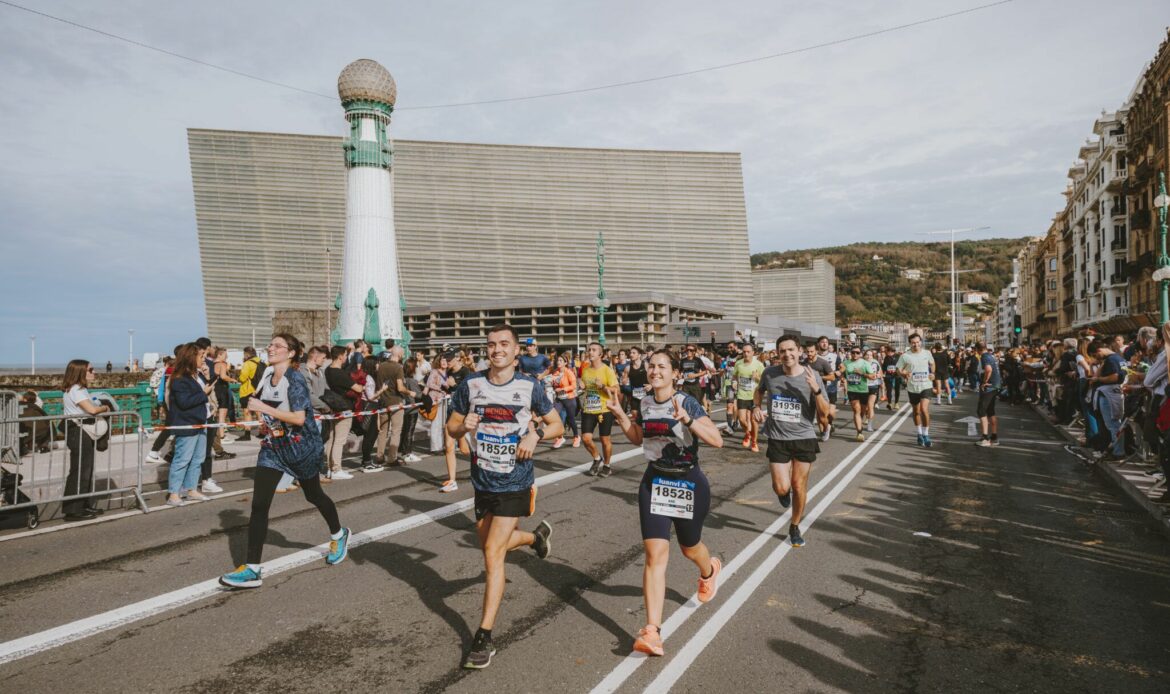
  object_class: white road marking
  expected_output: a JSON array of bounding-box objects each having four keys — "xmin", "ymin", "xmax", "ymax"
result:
[
  {"xmin": 641, "ymin": 406, "xmax": 913, "ymax": 693},
  {"xmin": 589, "ymin": 406, "xmax": 911, "ymax": 694},
  {"xmin": 0, "ymin": 448, "xmax": 644, "ymax": 666}
]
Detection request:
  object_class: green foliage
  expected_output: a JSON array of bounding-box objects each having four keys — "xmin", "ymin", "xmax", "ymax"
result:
[{"xmin": 751, "ymin": 238, "xmax": 1029, "ymax": 329}]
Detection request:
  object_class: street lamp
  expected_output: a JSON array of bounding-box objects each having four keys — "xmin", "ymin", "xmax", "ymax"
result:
[
  {"xmin": 637, "ymin": 320, "xmax": 645, "ymax": 350},
  {"xmin": 128, "ymin": 329, "xmax": 135, "ymax": 370},
  {"xmin": 29, "ymin": 335, "xmax": 35, "ymax": 375},
  {"xmin": 595, "ymin": 232, "xmax": 608, "ymax": 346},
  {"xmin": 251, "ymin": 324, "xmax": 257, "ymax": 351},
  {"xmin": 920, "ymin": 227, "xmax": 990, "ymax": 345},
  {"xmin": 574, "ymin": 306, "xmax": 583, "ymax": 355},
  {"xmin": 1154, "ymin": 172, "xmax": 1170, "ymax": 324}
]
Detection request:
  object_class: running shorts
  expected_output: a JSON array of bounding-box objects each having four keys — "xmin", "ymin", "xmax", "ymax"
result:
[
  {"xmin": 474, "ymin": 487, "xmax": 536, "ymax": 521},
  {"xmin": 908, "ymin": 390, "xmax": 932, "ymax": 406},
  {"xmin": 848, "ymin": 391, "xmax": 870, "ymax": 404},
  {"xmin": 867, "ymin": 386, "xmax": 880, "ymax": 397},
  {"xmin": 582, "ymin": 411, "xmax": 614, "ymax": 436},
  {"xmin": 638, "ymin": 466, "xmax": 710, "ymax": 547},
  {"xmin": 736, "ymin": 398, "xmax": 755, "ymax": 411},
  {"xmin": 239, "ymin": 395, "xmax": 251, "ymax": 408},
  {"xmin": 766, "ymin": 438, "xmax": 820, "ymax": 464},
  {"xmin": 682, "ymin": 382, "xmax": 704, "ymax": 401},
  {"xmin": 977, "ymin": 390, "xmax": 999, "ymax": 418}
]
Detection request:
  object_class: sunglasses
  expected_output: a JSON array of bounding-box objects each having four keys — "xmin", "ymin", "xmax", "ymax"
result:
[{"xmin": 86, "ymin": 367, "xmax": 95, "ymax": 373}]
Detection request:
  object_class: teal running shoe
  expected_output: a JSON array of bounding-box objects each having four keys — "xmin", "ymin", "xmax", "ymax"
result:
[
  {"xmin": 219, "ymin": 564, "xmax": 262, "ymax": 589},
  {"xmin": 326, "ymin": 528, "xmax": 350, "ymax": 565}
]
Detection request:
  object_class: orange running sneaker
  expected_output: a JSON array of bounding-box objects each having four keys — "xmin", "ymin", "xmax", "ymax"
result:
[
  {"xmin": 633, "ymin": 624, "xmax": 664, "ymax": 656},
  {"xmin": 741, "ymin": 434, "xmax": 751, "ymax": 448},
  {"xmin": 697, "ymin": 557, "xmax": 722, "ymax": 603}
]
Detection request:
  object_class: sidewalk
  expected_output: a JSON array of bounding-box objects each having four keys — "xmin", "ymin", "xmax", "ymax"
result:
[{"xmin": 1036, "ymin": 404, "xmax": 1170, "ymax": 538}]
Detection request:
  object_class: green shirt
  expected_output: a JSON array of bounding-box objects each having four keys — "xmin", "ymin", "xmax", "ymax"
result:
[
  {"xmin": 842, "ymin": 359, "xmax": 874, "ymax": 394},
  {"xmin": 731, "ymin": 358, "xmax": 765, "ymax": 400}
]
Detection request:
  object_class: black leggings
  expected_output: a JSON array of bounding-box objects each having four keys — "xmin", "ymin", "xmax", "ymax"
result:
[
  {"xmin": 884, "ymin": 376, "xmax": 901, "ymax": 404},
  {"xmin": 558, "ymin": 398, "xmax": 580, "ymax": 437},
  {"xmin": 247, "ymin": 466, "xmax": 341, "ymax": 564}
]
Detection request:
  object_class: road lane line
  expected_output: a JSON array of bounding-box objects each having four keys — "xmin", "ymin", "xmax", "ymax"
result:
[
  {"xmin": 0, "ymin": 447, "xmax": 644, "ymax": 666},
  {"xmin": 642, "ymin": 406, "xmax": 913, "ymax": 693},
  {"xmin": 589, "ymin": 405, "xmax": 911, "ymax": 694}
]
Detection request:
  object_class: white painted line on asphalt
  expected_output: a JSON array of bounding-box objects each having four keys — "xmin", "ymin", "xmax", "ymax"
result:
[
  {"xmin": 589, "ymin": 406, "xmax": 911, "ymax": 694},
  {"xmin": 0, "ymin": 447, "xmax": 644, "ymax": 666},
  {"xmin": 641, "ymin": 406, "xmax": 913, "ymax": 693}
]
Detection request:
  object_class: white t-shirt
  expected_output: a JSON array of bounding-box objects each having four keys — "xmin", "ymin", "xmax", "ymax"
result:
[{"xmin": 62, "ymin": 385, "xmax": 90, "ymax": 416}]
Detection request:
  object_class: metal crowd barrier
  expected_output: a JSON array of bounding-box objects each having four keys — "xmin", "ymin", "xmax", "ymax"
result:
[
  {"xmin": 0, "ymin": 391, "xmax": 18, "ymax": 467},
  {"xmin": 0, "ymin": 408, "xmax": 148, "ymax": 529}
]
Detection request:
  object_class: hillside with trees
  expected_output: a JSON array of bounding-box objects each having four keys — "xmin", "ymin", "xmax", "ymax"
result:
[{"xmin": 751, "ymin": 238, "xmax": 1030, "ymax": 330}]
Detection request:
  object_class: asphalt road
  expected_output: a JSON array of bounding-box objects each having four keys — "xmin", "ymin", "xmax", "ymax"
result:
[{"xmin": 1, "ymin": 397, "xmax": 1167, "ymax": 693}]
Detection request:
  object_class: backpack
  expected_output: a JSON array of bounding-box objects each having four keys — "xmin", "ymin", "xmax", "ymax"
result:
[{"xmin": 248, "ymin": 358, "xmax": 266, "ymax": 391}]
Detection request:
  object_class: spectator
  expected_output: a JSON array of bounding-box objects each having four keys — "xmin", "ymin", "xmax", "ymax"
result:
[
  {"xmin": 323, "ymin": 346, "xmax": 360, "ymax": 479},
  {"xmin": 426, "ymin": 352, "xmax": 458, "ymax": 492},
  {"xmin": 164, "ymin": 344, "xmax": 212, "ymax": 507},
  {"xmin": 375, "ymin": 345, "xmax": 410, "ymax": 466},
  {"xmin": 1089, "ymin": 338, "xmax": 1126, "ymax": 461},
  {"xmin": 300, "ymin": 345, "xmax": 332, "ymax": 481},
  {"xmin": 60, "ymin": 360, "xmax": 112, "ymax": 520},
  {"xmin": 398, "ymin": 356, "xmax": 423, "ymax": 464},
  {"xmin": 105, "ymin": 360, "xmax": 112, "ymax": 374},
  {"xmin": 18, "ymin": 390, "xmax": 51, "ymax": 456},
  {"xmin": 237, "ymin": 346, "xmax": 264, "ymax": 442}
]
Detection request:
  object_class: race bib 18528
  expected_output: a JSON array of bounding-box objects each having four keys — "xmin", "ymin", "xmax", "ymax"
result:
[
  {"xmin": 475, "ymin": 431, "xmax": 518, "ymax": 473},
  {"xmin": 650, "ymin": 477, "xmax": 695, "ymax": 519}
]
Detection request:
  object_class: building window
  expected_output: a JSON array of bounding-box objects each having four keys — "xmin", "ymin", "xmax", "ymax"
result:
[
  {"xmin": 1048, "ymin": 298, "xmax": 1057, "ymax": 311},
  {"xmin": 1048, "ymin": 279, "xmax": 1057, "ymax": 290},
  {"xmin": 1049, "ymin": 258, "xmax": 1057, "ymax": 271}
]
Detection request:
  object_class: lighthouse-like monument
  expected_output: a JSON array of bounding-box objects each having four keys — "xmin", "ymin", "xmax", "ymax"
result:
[{"xmin": 333, "ymin": 59, "xmax": 406, "ymax": 347}]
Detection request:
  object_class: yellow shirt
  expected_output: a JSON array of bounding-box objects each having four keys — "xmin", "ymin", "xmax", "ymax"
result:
[
  {"xmin": 238, "ymin": 358, "xmax": 261, "ymax": 398},
  {"xmin": 581, "ymin": 364, "xmax": 618, "ymax": 414}
]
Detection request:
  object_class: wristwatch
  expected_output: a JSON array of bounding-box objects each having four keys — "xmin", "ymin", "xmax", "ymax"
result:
[{"xmin": 812, "ymin": 389, "xmax": 822, "ymax": 396}]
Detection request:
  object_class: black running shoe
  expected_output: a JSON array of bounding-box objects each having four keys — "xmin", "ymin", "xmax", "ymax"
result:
[
  {"xmin": 588, "ymin": 459, "xmax": 603, "ymax": 476},
  {"xmin": 789, "ymin": 524, "xmax": 805, "ymax": 547},
  {"xmin": 532, "ymin": 520, "xmax": 553, "ymax": 559},
  {"xmin": 599, "ymin": 464, "xmax": 613, "ymax": 478},
  {"xmin": 463, "ymin": 633, "xmax": 496, "ymax": 669},
  {"xmin": 778, "ymin": 490, "xmax": 792, "ymax": 509}
]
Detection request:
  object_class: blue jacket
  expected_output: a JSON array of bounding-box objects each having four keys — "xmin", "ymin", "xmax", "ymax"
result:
[{"xmin": 169, "ymin": 376, "xmax": 209, "ymax": 437}]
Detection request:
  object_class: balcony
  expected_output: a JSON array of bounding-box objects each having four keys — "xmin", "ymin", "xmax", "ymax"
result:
[
  {"xmin": 1110, "ymin": 203, "xmax": 1127, "ymax": 218},
  {"xmin": 1131, "ymin": 209, "xmax": 1152, "ymax": 230},
  {"xmin": 1109, "ymin": 273, "xmax": 1127, "ymax": 286},
  {"xmin": 1106, "ymin": 169, "xmax": 1129, "ymax": 192},
  {"xmin": 1127, "ymin": 251, "xmax": 1154, "ymax": 278},
  {"xmin": 1110, "ymin": 238, "xmax": 1127, "ymax": 252}
]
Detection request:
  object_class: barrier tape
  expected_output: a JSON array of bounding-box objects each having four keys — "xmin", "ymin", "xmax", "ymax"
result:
[{"xmin": 146, "ymin": 397, "xmax": 447, "ymax": 432}]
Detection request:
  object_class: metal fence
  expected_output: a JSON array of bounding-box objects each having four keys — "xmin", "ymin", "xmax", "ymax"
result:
[{"xmin": 0, "ymin": 407, "xmax": 148, "ymax": 529}]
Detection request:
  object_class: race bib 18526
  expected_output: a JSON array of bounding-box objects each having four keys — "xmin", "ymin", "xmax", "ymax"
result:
[
  {"xmin": 475, "ymin": 431, "xmax": 518, "ymax": 473},
  {"xmin": 650, "ymin": 477, "xmax": 695, "ymax": 519}
]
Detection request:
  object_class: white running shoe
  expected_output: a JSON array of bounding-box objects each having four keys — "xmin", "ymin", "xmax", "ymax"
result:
[
  {"xmin": 866, "ymin": 421, "xmax": 874, "ymax": 433},
  {"xmin": 146, "ymin": 451, "xmax": 162, "ymax": 463},
  {"xmin": 439, "ymin": 480, "xmax": 458, "ymax": 493},
  {"xmin": 201, "ymin": 478, "xmax": 224, "ymax": 494},
  {"xmin": 403, "ymin": 453, "xmax": 423, "ymax": 463},
  {"xmin": 331, "ymin": 469, "xmax": 355, "ymax": 480},
  {"xmin": 821, "ymin": 425, "xmax": 831, "ymax": 442}
]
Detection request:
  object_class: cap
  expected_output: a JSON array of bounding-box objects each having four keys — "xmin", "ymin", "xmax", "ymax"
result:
[{"xmin": 526, "ymin": 338, "xmax": 536, "ymax": 345}]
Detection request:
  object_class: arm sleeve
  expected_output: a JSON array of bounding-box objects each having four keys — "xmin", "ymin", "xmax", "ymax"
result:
[
  {"xmin": 449, "ymin": 380, "xmax": 470, "ymax": 416},
  {"xmin": 682, "ymin": 394, "xmax": 708, "ymax": 420},
  {"xmin": 531, "ymin": 381, "xmax": 554, "ymax": 417}
]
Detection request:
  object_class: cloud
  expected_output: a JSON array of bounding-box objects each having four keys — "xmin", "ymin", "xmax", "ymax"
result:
[{"xmin": 0, "ymin": 0, "xmax": 1166, "ymax": 362}]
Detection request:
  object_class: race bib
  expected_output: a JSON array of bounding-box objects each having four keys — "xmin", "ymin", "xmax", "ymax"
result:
[
  {"xmin": 650, "ymin": 477, "xmax": 695, "ymax": 519},
  {"xmin": 475, "ymin": 431, "xmax": 518, "ymax": 473},
  {"xmin": 632, "ymin": 387, "xmax": 646, "ymax": 399},
  {"xmin": 846, "ymin": 373, "xmax": 863, "ymax": 386},
  {"xmin": 886, "ymin": 365, "xmax": 896, "ymax": 374},
  {"xmin": 770, "ymin": 394, "xmax": 802, "ymax": 423},
  {"xmin": 911, "ymin": 371, "xmax": 931, "ymax": 388},
  {"xmin": 585, "ymin": 392, "xmax": 602, "ymax": 411},
  {"xmin": 738, "ymin": 376, "xmax": 757, "ymax": 392}
]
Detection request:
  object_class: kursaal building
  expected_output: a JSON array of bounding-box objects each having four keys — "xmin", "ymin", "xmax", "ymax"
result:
[{"xmin": 189, "ymin": 59, "xmax": 831, "ymax": 349}]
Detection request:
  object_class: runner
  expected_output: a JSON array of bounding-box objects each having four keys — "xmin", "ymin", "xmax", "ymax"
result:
[
  {"xmin": 517, "ymin": 338, "xmax": 551, "ymax": 380},
  {"xmin": 732, "ymin": 343, "xmax": 765, "ymax": 452},
  {"xmin": 881, "ymin": 346, "xmax": 901, "ymax": 411},
  {"xmin": 679, "ymin": 345, "xmax": 707, "ymax": 404},
  {"xmin": 549, "ymin": 353, "xmax": 579, "ymax": 448},
  {"xmin": 754, "ymin": 335, "xmax": 831, "ymax": 548},
  {"xmin": 839, "ymin": 346, "xmax": 875, "ymax": 442},
  {"xmin": 446, "ymin": 324, "xmax": 564, "ymax": 670},
  {"xmin": 625, "ymin": 346, "xmax": 649, "ymax": 417},
  {"xmin": 974, "ymin": 341, "xmax": 1001, "ymax": 447},
  {"xmin": 606, "ymin": 348, "xmax": 724, "ymax": 657},
  {"xmin": 933, "ymin": 343, "xmax": 953, "ymax": 405},
  {"xmin": 722, "ymin": 351, "xmax": 739, "ymax": 434},
  {"xmin": 802, "ymin": 343, "xmax": 838, "ymax": 441},
  {"xmin": 219, "ymin": 334, "xmax": 348, "ymax": 590},
  {"xmin": 897, "ymin": 333, "xmax": 936, "ymax": 447},
  {"xmin": 816, "ymin": 336, "xmax": 840, "ymax": 405},
  {"xmin": 864, "ymin": 348, "xmax": 881, "ymax": 432},
  {"xmin": 580, "ymin": 341, "xmax": 621, "ymax": 477}
]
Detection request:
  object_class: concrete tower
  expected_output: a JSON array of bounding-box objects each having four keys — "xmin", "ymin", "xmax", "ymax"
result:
[{"xmin": 333, "ymin": 59, "xmax": 405, "ymax": 346}]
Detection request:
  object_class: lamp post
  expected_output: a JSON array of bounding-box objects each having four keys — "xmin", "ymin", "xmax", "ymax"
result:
[
  {"xmin": 574, "ymin": 306, "xmax": 583, "ymax": 356},
  {"xmin": 921, "ymin": 227, "xmax": 989, "ymax": 344},
  {"xmin": 637, "ymin": 320, "xmax": 645, "ymax": 350},
  {"xmin": 29, "ymin": 335, "xmax": 35, "ymax": 375},
  {"xmin": 128, "ymin": 329, "xmax": 135, "ymax": 370},
  {"xmin": 1155, "ymin": 172, "xmax": 1170, "ymax": 324},
  {"xmin": 685, "ymin": 318, "xmax": 693, "ymax": 346},
  {"xmin": 251, "ymin": 325, "xmax": 257, "ymax": 351},
  {"xmin": 595, "ymin": 232, "xmax": 608, "ymax": 346}
]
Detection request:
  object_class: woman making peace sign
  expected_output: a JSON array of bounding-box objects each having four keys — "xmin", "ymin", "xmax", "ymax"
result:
[{"xmin": 607, "ymin": 348, "xmax": 724, "ymax": 658}]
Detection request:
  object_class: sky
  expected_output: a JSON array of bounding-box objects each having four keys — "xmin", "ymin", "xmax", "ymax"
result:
[{"xmin": 0, "ymin": 0, "xmax": 1166, "ymax": 365}]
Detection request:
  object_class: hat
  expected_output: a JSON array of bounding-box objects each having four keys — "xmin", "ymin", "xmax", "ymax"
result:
[{"xmin": 526, "ymin": 338, "xmax": 536, "ymax": 345}]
